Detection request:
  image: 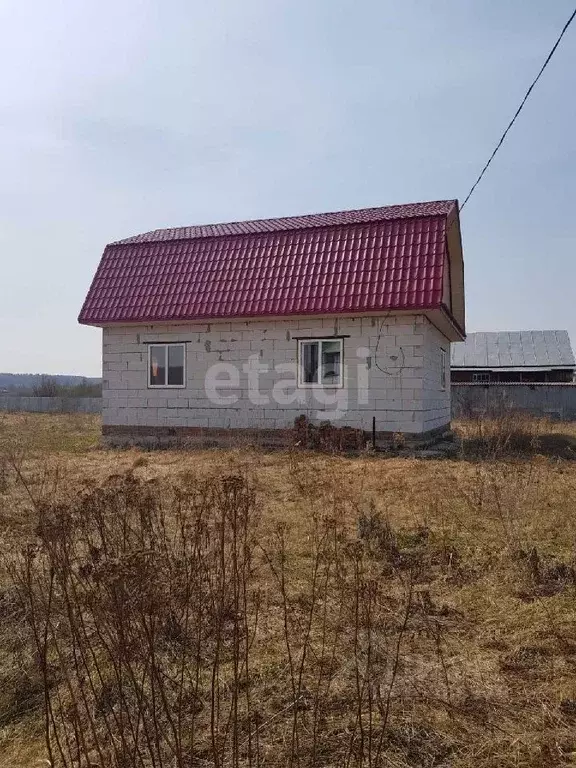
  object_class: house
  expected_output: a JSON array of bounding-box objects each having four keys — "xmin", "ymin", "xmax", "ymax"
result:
[
  {"xmin": 78, "ymin": 200, "xmax": 465, "ymax": 446},
  {"xmin": 451, "ymin": 331, "xmax": 575, "ymax": 384}
]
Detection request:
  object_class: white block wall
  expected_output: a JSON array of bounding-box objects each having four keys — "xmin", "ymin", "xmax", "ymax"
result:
[
  {"xmin": 422, "ymin": 322, "xmax": 451, "ymax": 431},
  {"xmin": 101, "ymin": 314, "xmax": 451, "ymax": 434}
]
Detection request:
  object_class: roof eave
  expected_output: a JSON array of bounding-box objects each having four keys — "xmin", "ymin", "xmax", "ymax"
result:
[
  {"xmin": 452, "ymin": 365, "xmax": 576, "ymax": 372},
  {"xmin": 79, "ymin": 305, "xmax": 450, "ymax": 328},
  {"xmin": 423, "ymin": 305, "xmax": 465, "ymax": 343}
]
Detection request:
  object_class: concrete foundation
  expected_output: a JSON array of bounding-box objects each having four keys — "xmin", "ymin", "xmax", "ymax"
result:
[{"xmin": 101, "ymin": 422, "xmax": 451, "ymax": 450}]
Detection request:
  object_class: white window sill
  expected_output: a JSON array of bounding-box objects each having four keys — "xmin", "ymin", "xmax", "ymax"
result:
[
  {"xmin": 297, "ymin": 383, "xmax": 344, "ymax": 390},
  {"xmin": 148, "ymin": 384, "xmax": 187, "ymax": 389}
]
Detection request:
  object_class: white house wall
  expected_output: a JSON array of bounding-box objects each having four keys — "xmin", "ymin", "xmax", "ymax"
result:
[
  {"xmin": 102, "ymin": 314, "xmax": 451, "ymax": 435},
  {"xmin": 422, "ymin": 321, "xmax": 451, "ymax": 431}
]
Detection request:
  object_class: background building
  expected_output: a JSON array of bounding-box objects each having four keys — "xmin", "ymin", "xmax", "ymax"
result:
[{"xmin": 451, "ymin": 330, "xmax": 575, "ymax": 384}]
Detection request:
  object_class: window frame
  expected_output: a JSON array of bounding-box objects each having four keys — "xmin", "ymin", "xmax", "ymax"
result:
[
  {"xmin": 147, "ymin": 343, "xmax": 186, "ymax": 389},
  {"xmin": 297, "ymin": 338, "xmax": 344, "ymax": 389},
  {"xmin": 440, "ymin": 348, "xmax": 447, "ymax": 390}
]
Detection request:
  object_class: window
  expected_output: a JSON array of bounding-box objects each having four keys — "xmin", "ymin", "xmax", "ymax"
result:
[
  {"xmin": 473, "ymin": 372, "xmax": 491, "ymax": 383},
  {"xmin": 298, "ymin": 339, "xmax": 343, "ymax": 387},
  {"xmin": 148, "ymin": 344, "xmax": 185, "ymax": 387},
  {"xmin": 440, "ymin": 348, "xmax": 447, "ymax": 390}
]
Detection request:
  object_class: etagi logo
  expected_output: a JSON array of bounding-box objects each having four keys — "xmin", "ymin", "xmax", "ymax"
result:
[{"xmin": 204, "ymin": 349, "xmax": 371, "ymax": 420}]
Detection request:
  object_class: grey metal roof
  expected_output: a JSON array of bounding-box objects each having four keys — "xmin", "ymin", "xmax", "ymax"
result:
[{"xmin": 451, "ymin": 331, "xmax": 576, "ymax": 370}]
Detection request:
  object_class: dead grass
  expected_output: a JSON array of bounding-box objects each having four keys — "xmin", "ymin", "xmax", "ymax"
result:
[
  {"xmin": 0, "ymin": 413, "xmax": 575, "ymax": 767},
  {"xmin": 0, "ymin": 412, "xmax": 100, "ymax": 457},
  {"xmin": 454, "ymin": 413, "xmax": 576, "ymax": 460}
]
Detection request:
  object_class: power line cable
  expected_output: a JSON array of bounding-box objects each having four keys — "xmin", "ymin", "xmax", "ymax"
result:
[
  {"xmin": 373, "ymin": 10, "xmax": 576, "ymax": 385},
  {"xmin": 460, "ymin": 5, "xmax": 576, "ymax": 210}
]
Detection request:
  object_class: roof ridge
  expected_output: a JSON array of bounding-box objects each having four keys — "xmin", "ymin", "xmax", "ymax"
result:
[{"xmin": 110, "ymin": 199, "xmax": 457, "ymax": 246}]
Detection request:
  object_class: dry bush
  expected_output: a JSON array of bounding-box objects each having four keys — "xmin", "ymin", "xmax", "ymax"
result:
[
  {"xmin": 0, "ymin": 584, "xmax": 42, "ymax": 730},
  {"xmin": 1, "ymin": 469, "xmax": 465, "ymax": 768},
  {"xmin": 293, "ymin": 415, "xmax": 366, "ymax": 452},
  {"xmin": 7, "ymin": 472, "xmax": 260, "ymax": 768}
]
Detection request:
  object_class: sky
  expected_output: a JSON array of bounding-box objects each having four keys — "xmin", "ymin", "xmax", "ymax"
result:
[{"xmin": 1, "ymin": 0, "xmax": 575, "ymax": 377}]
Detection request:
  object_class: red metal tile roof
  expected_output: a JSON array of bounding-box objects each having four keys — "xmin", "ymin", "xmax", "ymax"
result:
[{"xmin": 79, "ymin": 200, "xmax": 458, "ymax": 325}]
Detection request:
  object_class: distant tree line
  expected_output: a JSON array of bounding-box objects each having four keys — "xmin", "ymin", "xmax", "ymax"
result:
[
  {"xmin": 0, "ymin": 373, "xmax": 102, "ymax": 397},
  {"xmin": 30, "ymin": 376, "xmax": 102, "ymax": 398}
]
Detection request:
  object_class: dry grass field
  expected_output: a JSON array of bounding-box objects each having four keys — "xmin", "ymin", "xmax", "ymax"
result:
[{"xmin": 0, "ymin": 412, "xmax": 575, "ymax": 767}]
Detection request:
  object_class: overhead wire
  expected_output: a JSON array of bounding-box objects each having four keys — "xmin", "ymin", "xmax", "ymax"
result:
[{"xmin": 460, "ymin": 5, "xmax": 576, "ymax": 210}]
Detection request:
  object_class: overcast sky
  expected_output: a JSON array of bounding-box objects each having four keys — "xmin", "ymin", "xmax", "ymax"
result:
[{"xmin": 1, "ymin": 0, "xmax": 575, "ymax": 377}]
